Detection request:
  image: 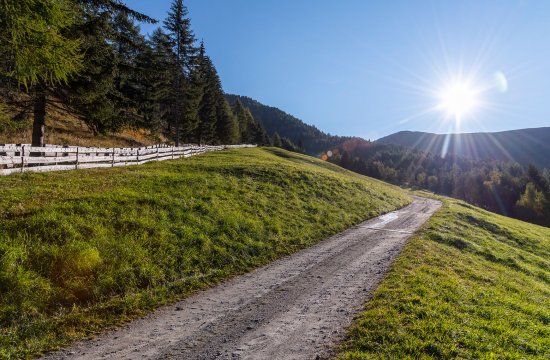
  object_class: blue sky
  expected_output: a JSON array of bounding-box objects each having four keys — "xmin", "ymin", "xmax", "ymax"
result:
[{"xmin": 131, "ymin": 0, "xmax": 550, "ymax": 140}]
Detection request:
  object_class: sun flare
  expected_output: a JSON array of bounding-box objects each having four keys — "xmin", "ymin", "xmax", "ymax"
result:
[{"xmin": 438, "ymin": 81, "xmax": 480, "ymax": 119}]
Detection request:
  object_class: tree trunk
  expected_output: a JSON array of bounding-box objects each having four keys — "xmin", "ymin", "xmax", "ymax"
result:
[{"xmin": 32, "ymin": 86, "xmax": 46, "ymax": 147}]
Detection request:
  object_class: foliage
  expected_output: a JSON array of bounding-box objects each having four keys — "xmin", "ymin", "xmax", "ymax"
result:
[
  {"xmin": 0, "ymin": 0, "xmax": 264, "ymax": 147},
  {"xmin": 0, "ymin": 0, "xmax": 85, "ymax": 146},
  {"xmin": 162, "ymin": 0, "xmax": 196, "ymax": 144},
  {"xmin": 328, "ymin": 141, "xmax": 550, "ymax": 227},
  {"xmin": 62, "ymin": 0, "xmax": 155, "ymax": 134},
  {"xmin": 215, "ymin": 99, "xmax": 240, "ymax": 144},
  {"xmin": 233, "ymin": 99, "xmax": 269, "ymax": 145},
  {"xmin": 0, "ymin": 0, "xmax": 83, "ymax": 89},
  {"xmin": 0, "ymin": 147, "xmax": 409, "ymax": 358},
  {"xmin": 338, "ymin": 195, "xmax": 550, "ymax": 359}
]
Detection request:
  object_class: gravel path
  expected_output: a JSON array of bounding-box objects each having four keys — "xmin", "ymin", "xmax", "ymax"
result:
[{"xmin": 42, "ymin": 197, "xmax": 441, "ymax": 360}]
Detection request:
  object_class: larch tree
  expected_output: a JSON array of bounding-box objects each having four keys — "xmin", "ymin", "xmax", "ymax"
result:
[{"xmin": 0, "ymin": 0, "xmax": 83, "ymax": 147}]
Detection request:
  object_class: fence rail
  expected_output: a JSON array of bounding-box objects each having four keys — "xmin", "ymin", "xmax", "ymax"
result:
[{"xmin": 0, "ymin": 143, "xmax": 256, "ymax": 176}]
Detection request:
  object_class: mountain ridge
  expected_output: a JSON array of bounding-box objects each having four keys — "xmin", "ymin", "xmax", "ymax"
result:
[{"xmin": 377, "ymin": 127, "xmax": 550, "ymax": 170}]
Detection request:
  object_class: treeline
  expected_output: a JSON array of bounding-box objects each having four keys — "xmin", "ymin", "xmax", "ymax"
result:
[
  {"xmin": 0, "ymin": 0, "xmax": 269, "ymax": 147},
  {"xmin": 226, "ymin": 95, "xmax": 350, "ymax": 155},
  {"xmin": 328, "ymin": 140, "xmax": 550, "ymax": 227}
]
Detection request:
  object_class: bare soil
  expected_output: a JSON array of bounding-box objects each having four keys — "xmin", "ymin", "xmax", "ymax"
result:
[{"xmin": 42, "ymin": 197, "xmax": 441, "ymax": 360}]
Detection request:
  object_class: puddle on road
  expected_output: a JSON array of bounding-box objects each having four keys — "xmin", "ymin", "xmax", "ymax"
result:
[
  {"xmin": 376, "ymin": 212, "xmax": 399, "ymax": 226},
  {"xmin": 360, "ymin": 211, "xmax": 400, "ymax": 231}
]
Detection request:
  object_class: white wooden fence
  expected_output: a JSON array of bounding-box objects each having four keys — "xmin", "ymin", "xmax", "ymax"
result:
[{"xmin": 0, "ymin": 143, "xmax": 256, "ymax": 176}]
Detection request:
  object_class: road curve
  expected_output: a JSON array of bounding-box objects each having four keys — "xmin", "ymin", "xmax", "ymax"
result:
[{"xmin": 42, "ymin": 197, "xmax": 441, "ymax": 360}]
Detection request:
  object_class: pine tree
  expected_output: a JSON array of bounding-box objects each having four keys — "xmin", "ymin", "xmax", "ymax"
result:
[
  {"xmin": 233, "ymin": 99, "xmax": 251, "ymax": 142},
  {"xmin": 111, "ymin": 13, "xmax": 150, "ymax": 127},
  {"xmin": 272, "ymin": 132, "xmax": 282, "ymax": 147},
  {"xmin": 0, "ymin": 0, "xmax": 83, "ymax": 146},
  {"xmin": 216, "ymin": 100, "xmax": 240, "ymax": 144},
  {"xmin": 194, "ymin": 42, "xmax": 218, "ymax": 145},
  {"xmin": 183, "ymin": 63, "xmax": 204, "ymax": 144},
  {"xmin": 140, "ymin": 28, "xmax": 176, "ymax": 134},
  {"xmin": 63, "ymin": 0, "xmax": 156, "ymax": 135},
  {"xmin": 163, "ymin": 0, "xmax": 197, "ymax": 145},
  {"xmin": 248, "ymin": 118, "xmax": 269, "ymax": 145},
  {"xmin": 230, "ymin": 98, "xmax": 268, "ymax": 144}
]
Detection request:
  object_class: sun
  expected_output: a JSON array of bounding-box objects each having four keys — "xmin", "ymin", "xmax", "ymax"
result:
[{"xmin": 438, "ymin": 81, "xmax": 480, "ymax": 119}]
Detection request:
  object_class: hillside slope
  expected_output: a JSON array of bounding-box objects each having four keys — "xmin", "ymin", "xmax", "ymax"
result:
[
  {"xmin": 339, "ymin": 194, "xmax": 549, "ymax": 359},
  {"xmin": 377, "ymin": 128, "xmax": 550, "ymax": 170},
  {"xmin": 0, "ymin": 97, "xmax": 160, "ymax": 148},
  {"xmin": 0, "ymin": 147, "xmax": 410, "ymax": 358},
  {"xmin": 226, "ymin": 94, "xmax": 358, "ymax": 155}
]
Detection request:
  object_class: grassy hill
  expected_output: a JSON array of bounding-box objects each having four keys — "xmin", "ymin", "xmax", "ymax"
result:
[
  {"xmin": 377, "ymin": 128, "xmax": 550, "ymax": 171},
  {"xmin": 0, "ymin": 147, "xmax": 409, "ymax": 358},
  {"xmin": 338, "ymin": 193, "xmax": 549, "ymax": 359}
]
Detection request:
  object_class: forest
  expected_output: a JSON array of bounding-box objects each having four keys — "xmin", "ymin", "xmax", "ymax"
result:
[
  {"xmin": 327, "ymin": 140, "xmax": 550, "ymax": 227},
  {"xmin": 0, "ymin": 0, "xmax": 269, "ymax": 147}
]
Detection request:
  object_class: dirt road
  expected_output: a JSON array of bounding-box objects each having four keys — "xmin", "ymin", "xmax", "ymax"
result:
[{"xmin": 43, "ymin": 197, "xmax": 441, "ymax": 360}]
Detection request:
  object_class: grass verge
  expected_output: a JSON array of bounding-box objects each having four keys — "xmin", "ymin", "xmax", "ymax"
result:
[
  {"xmin": 338, "ymin": 194, "xmax": 549, "ymax": 359},
  {"xmin": 0, "ymin": 147, "xmax": 409, "ymax": 358}
]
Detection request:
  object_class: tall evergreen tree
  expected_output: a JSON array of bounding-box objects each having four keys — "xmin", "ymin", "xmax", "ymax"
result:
[
  {"xmin": 63, "ymin": 0, "xmax": 156, "ymax": 134},
  {"xmin": 111, "ymin": 13, "xmax": 150, "ymax": 127},
  {"xmin": 232, "ymin": 98, "xmax": 268, "ymax": 144},
  {"xmin": 215, "ymin": 100, "xmax": 240, "ymax": 144},
  {"xmin": 194, "ymin": 42, "xmax": 217, "ymax": 145},
  {"xmin": 249, "ymin": 119, "xmax": 269, "ymax": 145},
  {"xmin": 139, "ymin": 28, "xmax": 176, "ymax": 133},
  {"xmin": 232, "ymin": 99, "xmax": 249, "ymax": 142},
  {"xmin": 272, "ymin": 132, "xmax": 282, "ymax": 147},
  {"xmin": 183, "ymin": 62, "xmax": 204, "ymax": 144},
  {"xmin": 163, "ymin": 0, "xmax": 197, "ymax": 145}
]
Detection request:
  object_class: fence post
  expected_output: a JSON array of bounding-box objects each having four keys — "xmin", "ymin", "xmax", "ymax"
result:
[
  {"xmin": 111, "ymin": 148, "xmax": 115, "ymax": 167},
  {"xmin": 137, "ymin": 148, "xmax": 140, "ymax": 164},
  {"xmin": 156, "ymin": 146, "xmax": 159, "ymax": 161},
  {"xmin": 76, "ymin": 147, "xmax": 79, "ymax": 169},
  {"xmin": 171, "ymin": 146, "xmax": 174, "ymax": 160},
  {"xmin": 20, "ymin": 145, "xmax": 25, "ymax": 173}
]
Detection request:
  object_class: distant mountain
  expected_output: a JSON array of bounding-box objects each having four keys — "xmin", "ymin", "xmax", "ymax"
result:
[
  {"xmin": 377, "ymin": 128, "xmax": 550, "ymax": 170},
  {"xmin": 225, "ymin": 94, "xmax": 358, "ymax": 155}
]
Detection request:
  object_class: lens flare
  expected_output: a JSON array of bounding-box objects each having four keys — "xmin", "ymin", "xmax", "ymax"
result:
[
  {"xmin": 494, "ymin": 71, "xmax": 508, "ymax": 93},
  {"xmin": 438, "ymin": 81, "xmax": 480, "ymax": 119}
]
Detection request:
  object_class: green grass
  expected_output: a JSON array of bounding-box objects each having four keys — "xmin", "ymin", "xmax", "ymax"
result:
[
  {"xmin": 0, "ymin": 147, "xmax": 409, "ymax": 359},
  {"xmin": 338, "ymin": 194, "xmax": 550, "ymax": 359}
]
